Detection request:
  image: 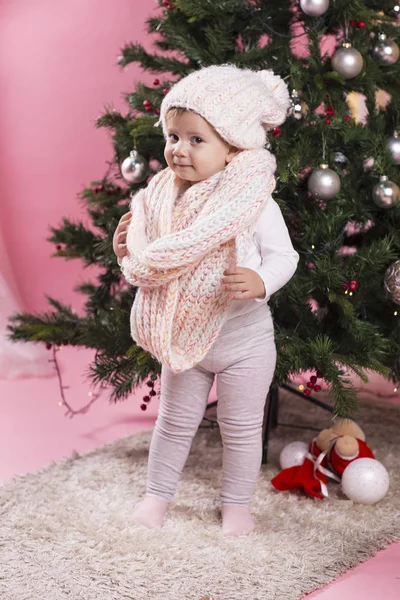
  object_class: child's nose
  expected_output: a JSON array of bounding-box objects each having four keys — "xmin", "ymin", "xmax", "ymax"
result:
[{"xmin": 173, "ymin": 141, "xmax": 188, "ymax": 157}]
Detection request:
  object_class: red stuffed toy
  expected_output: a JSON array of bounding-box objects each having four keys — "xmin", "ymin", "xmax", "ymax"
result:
[{"xmin": 271, "ymin": 419, "xmax": 374, "ymax": 499}]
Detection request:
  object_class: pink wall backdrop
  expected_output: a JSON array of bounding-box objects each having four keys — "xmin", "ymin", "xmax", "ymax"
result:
[{"xmin": 0, "ymin": 0, "xmax": 155, "ymax": 313}]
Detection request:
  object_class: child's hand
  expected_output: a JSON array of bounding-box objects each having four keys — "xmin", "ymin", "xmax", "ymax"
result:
[
  {"xmin": 222, "ymin": 266, "xmax": 266, "ymax": 300},
  {"xmin": 113, "ymin": 211, "xmax": 132, "ymax": 260}
]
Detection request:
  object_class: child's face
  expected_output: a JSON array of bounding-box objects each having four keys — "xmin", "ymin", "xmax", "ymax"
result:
[{"xmin": 164, "ymin": 110, "xmax": 239, "ymax": 183}]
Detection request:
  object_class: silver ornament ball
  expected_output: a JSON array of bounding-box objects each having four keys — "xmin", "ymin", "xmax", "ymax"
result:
[
  {"xmin": 372, "ymin": 176, "xmax": 400, "ymax": 209},
  {"xmin": 384, "ymin": 260, "xmax": 400, "ymax": 306},
  {"xmin": 279, "ymin": 441, "xmax": 309, "ymax": 470},
  {"xmin": 372, "ymin": 33, "xmax": 399, "ymax": 66},
  {"xmin": 331, "ymin": 43, "xmax": 363, "ymax": 79},
  {"xmin": 341, "ymin": 458, "xmax": 389, "ymax": 505},
  {"xmin": 121, "ymin": 149, "xmax": 148, "ymax": 184},
  {"xmin": 387, "ymin": 133, "xmax": 400, "ymax": 165},
  {"xmin": 299, "ymin": 0, "xmax": 330, "ymax": 17},
  {"xmin": 308, "ymin": 164, "xmax": 341, "ymax": 200}
]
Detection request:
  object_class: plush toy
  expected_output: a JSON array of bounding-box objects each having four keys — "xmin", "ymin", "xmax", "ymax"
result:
[{"xmin": 271, "ymin": 418, "xmax": 375, "ymax": 499}]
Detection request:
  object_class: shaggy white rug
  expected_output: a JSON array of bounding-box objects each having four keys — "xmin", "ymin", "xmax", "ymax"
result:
[{"xmin": 1, "ymin": 391, "xmax": 399, "ymax": 600}]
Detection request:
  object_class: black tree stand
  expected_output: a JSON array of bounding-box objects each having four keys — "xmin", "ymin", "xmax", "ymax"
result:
[{"xmin": 204, "ymin": 383, "xmax": 333, "ymax": 464}]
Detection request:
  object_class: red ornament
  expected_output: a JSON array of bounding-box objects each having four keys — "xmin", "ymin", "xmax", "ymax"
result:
[
  {"xmin": 140, "ymin": 404, "xmax": 147, "ymax": 411},
  {"xmin": 314, "ymin": 385, "xmax": 321, "ymax": 392},
  {"xmin": 162, "ymin": 0, "xmax": 170, "ymax": 5},
  {"xmin": 271, "ymin": 126, "xmax": 281, "ymax": 138},
  {"xmin": 310, "ymin": 375, "xmax": 317, "ymax": 384},
  {"xmin": 163, "ymin": 88, "xmax": 170, "ymax": 95},
  {"xmin": 143, "ymin": 99, "xmax": 152, "ymax": 107},
  {"xmin": 46, "ymin": 343, "xmax": 52, "ymax": 350},
  {"xmin": 307, "ymin": 381, "xmax": 315, "ymax": 389},
  {"xmin": 316, "ymin": 370, "xmax": 324, "ymax": 378},
  {"xmin": 344, "ymin": 115, "xmax": 352, "ymax": 121},
  {"xmin": 143, "ymin": 395, "xmax": 151, "ymax": 403},
  {"xmin": 326, "ymin": 106, "xmax": 334, "ymax": 116},
  {"xmin": 325, "ymin": 118, "xmax": 331, "ymax": 125},
  {"xmin": 342, "ymin": 283, "xmax": 349, "ymax": 291},
  {"xmin": 304, "ymin": 389, "xmax": 311, "ymax": 396},
  {"xmin": 155, "ymin": 108, "xmax": 161, "ymax": 115},
  {"xmin": 349, "ymin": 279, "xmax": 359, "ymax": 291},
  {"xmin": 153, "ymin": 78, "xmax": 160, "ymax": 86},
  {"xmin": 357, "ymin": 21, "xmax": 366, "ymax": 29},
  {"xmin": 149, "ymin": 390, "xmax": 157, "ymax": 397},
  {"xmin": 146, "ymin": 380, "xmax": 154, "ymax": 388},
  {"xmin": 350, "ymin": 20, "xmax": 357, "ymax": 27}
]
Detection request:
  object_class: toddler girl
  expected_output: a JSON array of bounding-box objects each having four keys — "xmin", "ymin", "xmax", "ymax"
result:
[{"xmin": 113, "ymin": 65, "xmax": 299, "ymax": 536}]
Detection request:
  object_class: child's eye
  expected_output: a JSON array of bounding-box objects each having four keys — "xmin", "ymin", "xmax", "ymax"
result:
[
  {"xmin": 168, "ymin": 134, "xmax": 179, "ymax": 142},
  {"xmin": 191, "ymin": 136, "xmax": 203, "ymax": 144}
]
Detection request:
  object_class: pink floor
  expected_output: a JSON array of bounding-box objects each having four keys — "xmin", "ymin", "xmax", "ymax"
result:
[{"xmin": 1, "ymin": 346, "xmax": 399, "ymax": 599}]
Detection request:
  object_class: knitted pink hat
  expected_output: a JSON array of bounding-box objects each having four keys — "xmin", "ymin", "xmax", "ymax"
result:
[{"xmin": 158, "ymin": 64, "xmax": 291, "ymax": 149}]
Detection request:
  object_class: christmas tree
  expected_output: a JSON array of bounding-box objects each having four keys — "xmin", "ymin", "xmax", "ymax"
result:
[{"xmin": 8, "ymin": 0, "xmax": 400, "ymax": 418}]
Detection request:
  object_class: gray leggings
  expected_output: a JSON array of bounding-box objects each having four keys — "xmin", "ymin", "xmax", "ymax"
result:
[{"xmin": 146, "ymin": 303, "xmax": 277, "ymax": 506}]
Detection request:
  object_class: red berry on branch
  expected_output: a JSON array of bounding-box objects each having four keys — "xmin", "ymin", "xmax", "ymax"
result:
[
  {"xmin": 357, "ymin": 21, "xmax": 366, "ymax": 29},
  {"xmin": 343, "ymin": 283, "xmax": 349, "ymax": 291},
  {"xmin": 314, "ymin": 385, "xmax": 321, "ymax": 392},
  {"xmin": 349, "ymin": 279, "xmax": 359, "ymax": 291},
  {"xmin": 162, "ymin": 0, "xmax": 170, "ymax": 5},
  {"xmin": 271, "ymin": 127, "xmax": 281, "ymax": 138},
  {"xmin": 153, "ymin": 79, "xmax": 160, "ymax": 86},
  {"xmin": 304, "ymin": 389, "xmax": 311, "ymax": 396},
  {"xmin": 140, "ymin": 404, "xmax": 147, "ymax": 411},
  {"xmin": 146, "ymin": 381, "xmax": 154, "ymax": 388},
  {"xmin": 155, "ymin": 108, "xmax": 161, "ymax": 115},
  {"xmin": 163, "ymin": 88, "xmax": 170, "ymax": 95},
  {"xmin": 46, "ymin": 343, "xmax": 52, "ymax": 350},
  {"xmin": 307, "ymin": 381, "xmax": 314, "ymax": 389},
  {"xmin": 56, "ymin": 245, "xmax": 62, "ymax": 251},
  {"xmin": 350, "ymin": 20, "xmax": 357, "ymax": 27},
  {"xmin": 144, "ymin": 106, "xmax": 153, "ymax": 112},
  {"xmin": 325, "ymin": 118, "xmax": 331, "ymax": 125},
  {"xmin": 143, "ymin": 99, "xmax": 151, "ymax": 107},
  {"xmin": 310, "ymin": 375, "xmax": 317, "ymax": 384},
  {"xmin": 316, "ymin": 370, "xmax": 324, "ymax": 378},
  {"xmin": 143, "ymin": 395, "xmax": 151, "ymax": 403},
  {"xmin": 149, "ymin": 390, "xmax": 157, "ymax": 397},
  {"xmin": 344, "ymin": 115, "xmax": 352, "ymax": 121},
  {"xmin": 326, "ymin": 106, "xmax": 334, "ymax": 116}
]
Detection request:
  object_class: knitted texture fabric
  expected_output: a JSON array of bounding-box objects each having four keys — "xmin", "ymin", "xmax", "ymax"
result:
[
  {"xmin": 158, "ymin": 64, "xmax": 291, "ymax": 150},
  {"xmin": 121, "ymin": 148, "xmax": 277, "ymax": 373}
]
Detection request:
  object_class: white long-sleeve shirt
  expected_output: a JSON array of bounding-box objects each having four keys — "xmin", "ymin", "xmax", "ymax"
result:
[{"xmin": 226, "ymin": 197, "xmax": 299, "ymax": 320}]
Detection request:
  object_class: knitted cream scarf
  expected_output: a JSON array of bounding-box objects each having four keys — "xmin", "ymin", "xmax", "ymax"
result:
[{"xmin": 121, "ymin": 147, "xmax": 277, "ymax": 373}]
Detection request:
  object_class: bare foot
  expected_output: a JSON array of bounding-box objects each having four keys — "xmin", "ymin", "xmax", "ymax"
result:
[
  {"xmin": 132, "ymin": 496, "xmax": 169, "ymax": 529},
  {"xmin": 221, "ymin": 505, "xmax": 255, "ymax": 536}
]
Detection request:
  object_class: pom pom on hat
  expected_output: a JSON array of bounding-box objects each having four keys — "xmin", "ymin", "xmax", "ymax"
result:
[
  {"xmin": 257, "ymin": 69, "xmax": 291, "ymax": 129},
  {"xmin": 158, "ymin": 64, "xmax": 290, "ymax": 150}
]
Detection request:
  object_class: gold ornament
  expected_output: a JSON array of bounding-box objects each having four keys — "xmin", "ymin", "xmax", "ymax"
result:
[{"xmin": 384, "ymin": 260, "xmax": 400, "ymax": 305}]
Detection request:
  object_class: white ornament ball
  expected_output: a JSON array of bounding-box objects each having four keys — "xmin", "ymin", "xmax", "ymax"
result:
[
  {"xmin": 387, "ymin": 133, "xmax": 400, "ymax": 165},
  {"xmin": 372, "ymin": 34, "xmax": 400, "ymax": 66},
  {"xmin": 308, "ymin": 164, "xmax": 341, "ymax": 200},
  {"xmin": 372, "ymin": 176, "xmax": 400, "ymax": 209},
  {"xmin": 341, "ymin": 458, "xmax": 389, "ymax": 505},
  {"xmin": 279, "ymin": 441, "xmax": 309, "ymax": 470},
  {"xmin": 331, "ymin": 44, "xmax": 363, "ymax": 79},
  {"xmin": 300, "ymin": 0, "xmax": 330, "ymax": 17}
]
